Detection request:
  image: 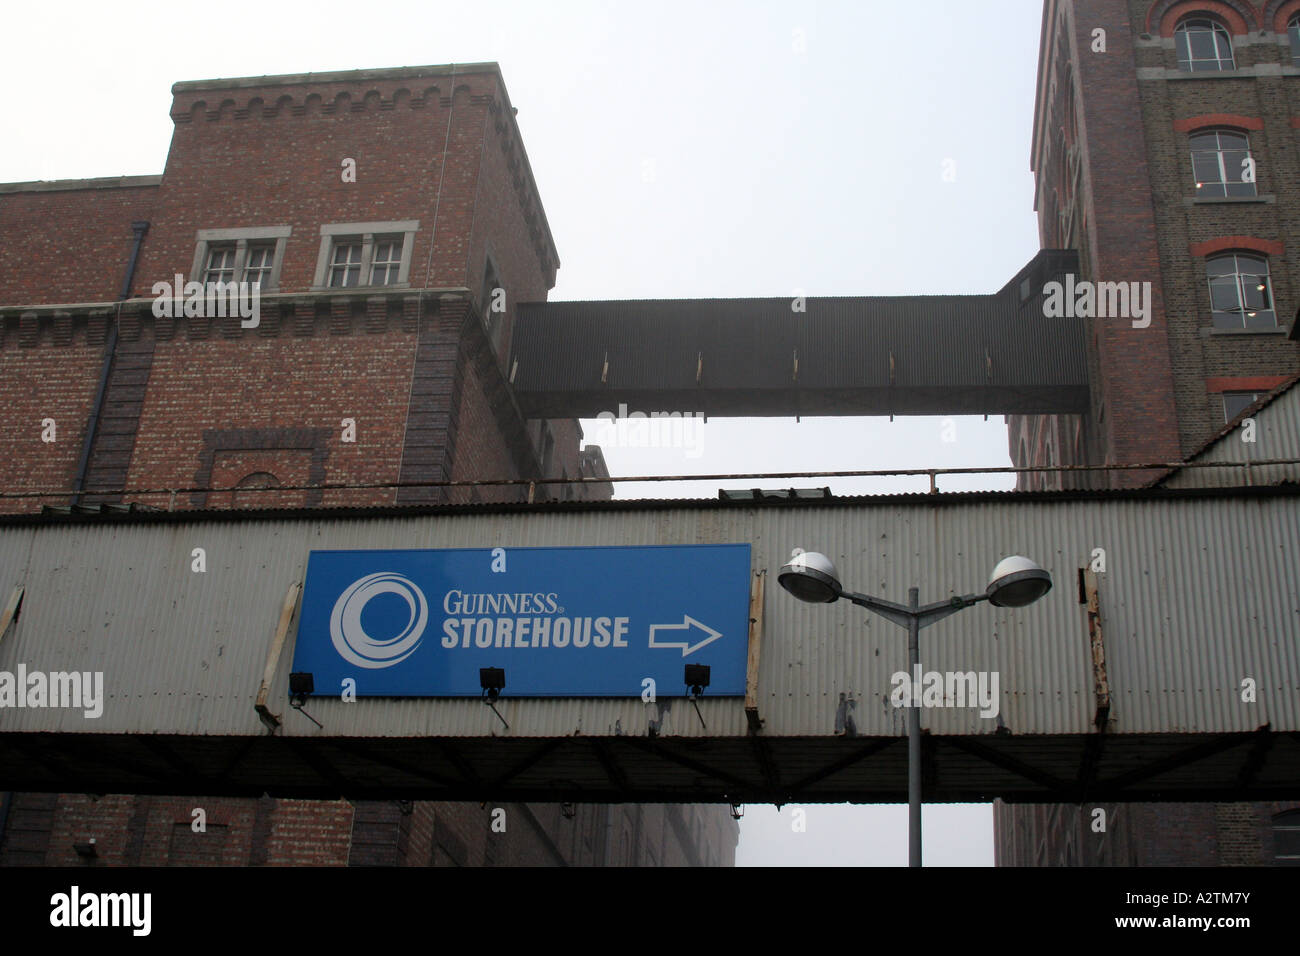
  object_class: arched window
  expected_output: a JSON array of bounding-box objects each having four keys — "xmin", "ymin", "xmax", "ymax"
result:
[
  {"xmin": 232, "ymin": 471, "xmax": 280, "ymax": 508},
  {"xmin": 1175, "ymin": 17, "xmax": 1235, "ymax": 71},
  {"xmin": 1206, "ymin": 253, "xmax": 1275, "ymax": 328},
  {"xmin": 1273, "ymin": 808, "xmax": 1300, "ymax": 864},
  {"xmin": 1289, "ymin": 15, "xmax": 1300, "ymax": 67},
  {"xmin": 1190, "ymin": 129, "xmax": 1255, "ymax": 197}
]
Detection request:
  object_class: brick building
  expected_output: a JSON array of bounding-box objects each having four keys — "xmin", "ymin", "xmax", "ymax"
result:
[
  {"xmin": 0, "ymin": 63, "xmax": 737, "ymax": 866},
  {"xmin": 999, "ymin": 0, "xmax": 1300, "ymax": 864}
]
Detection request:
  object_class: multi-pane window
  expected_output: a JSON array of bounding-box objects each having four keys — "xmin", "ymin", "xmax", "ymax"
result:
[
  {"xmin": 192, "ymin": 228, "xmax": 290, "ymax": 291},
  {"xmin": 314, "ymin": 221, "xmax": 418, "ymax": 290},
  {"xmin": 1222, "ymin": 392, "xmax": 1261, "ymax": 422},
  {"xmin": 369, "ymin": 238, "xmax": 403, "ymax": 285},
  {"xmin": 1190, "ymin": 129, "xmax": 1255, "ymax": 197},
  {"xmin": 243, "ymin": 244, "xmax": 275, "ymax": 287},
  {"xmin": 328, "ymin": 242, "xmax": 363, "ymax": 287},
  {"xmin": 1290, "ymin": 15, "xmax": 1300, "ymax": 67},
  {"xmin": 1175, "ymin": 18, "xmax": 1234, "ymax": 72},
  {"xmin": 1207, "ymin": 253, "xmax": 1275, "ymax": 329},
  {"xmin": 203, "ymin": 246, "xmax": 237, "ymax": 285}
]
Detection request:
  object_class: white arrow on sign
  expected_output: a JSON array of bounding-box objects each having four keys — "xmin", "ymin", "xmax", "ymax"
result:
[{"xmin": 648, "ymin": 616, "xmax": 723, "ymax": 656}]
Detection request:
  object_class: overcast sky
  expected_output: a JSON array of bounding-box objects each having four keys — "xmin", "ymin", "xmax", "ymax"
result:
[{"xmin": 4, "ymin": 0, "xmax": 1047, "ymax": 865}]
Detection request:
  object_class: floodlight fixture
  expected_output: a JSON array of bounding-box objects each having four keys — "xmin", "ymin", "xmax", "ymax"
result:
[
  {"xmin": 777, "ymin": 550, "xmax": 842, "ymax": 604},
  {"xmin": 985, "ymin": 556, "xmax": 1053, "ymax": 608},
  {"xmin": 684, "ymin": 664, "xmax": 710, "ymax": 698},
  {"xmin": 480, "ymin": 667, "xmax": 506, "ymax": 701}
]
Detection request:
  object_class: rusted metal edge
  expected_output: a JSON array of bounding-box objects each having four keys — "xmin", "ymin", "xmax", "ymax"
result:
[
  {"xmin": 254, "ymin": 581, "xmax": 302, "ymax": 733},
  {"xmin": 0, "ymin": 586, "xmax": 24, "ymax": 646},
  {"xmin": 1084, "ymin": 567, "xmax": 1111, "ymax": 729},
  {"xmin": 744, "ymin": 569, "xmax": 765, "ymax": 733}
]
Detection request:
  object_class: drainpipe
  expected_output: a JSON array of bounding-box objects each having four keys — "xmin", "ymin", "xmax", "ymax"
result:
[{"xmin": 72, "ymin": 220, "xmax": 149, "ymax": 506}]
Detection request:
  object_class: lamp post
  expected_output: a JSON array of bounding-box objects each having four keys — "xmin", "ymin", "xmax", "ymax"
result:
[{"xmin": 777, "ymin": 550, "xmax": 1052, "ymax": 867}]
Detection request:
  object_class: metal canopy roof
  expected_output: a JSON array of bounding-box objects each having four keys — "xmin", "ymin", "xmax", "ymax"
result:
[{"xmin": 2, "ymin": 489, "xmax": 1297, "ymax": 804}]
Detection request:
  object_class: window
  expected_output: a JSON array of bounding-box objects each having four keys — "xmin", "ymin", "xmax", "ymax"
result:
[
  {"xmin": 191, "ymin": 227, "xmax": 291, "ymax": 290},
  {"xmin": 1290, "ymin": 15, "xmax": 1300, "ymax": 67},
  {"xmin": 1190, "ymin": 129, "xmax": 1255, "ymax": 197},
  {"xmin": 203, "ymin": 246, "xmax": 236, "ymax": 285},
  {"xmin": 1175, "ymin": 18, "xmax": 1234, "ymax": 72},
  {"xmin": 1274, "ymin": 809, "xmax": 1300, "ymax": 864},
  {"xmin": 1207, "ymin": 253, "xmax": 1275, "ymax": 328},
  {"xmin": 1222, "ymin": 391, "xmax": 1261, "ymax": 422},
  {"xmin": 243, "ymin": 244, "xmax": 275, "ymax": 286},
  {"xmin": 313, "ymin": 221, "xmax": 419, "ymax": 290},
  {"xmin": 328, "ymin": 242, "xmax": 363, "ymax": 287},
  {"xmin": 370, "ymin": 238, "xmax": 403, "ymax": 285}
]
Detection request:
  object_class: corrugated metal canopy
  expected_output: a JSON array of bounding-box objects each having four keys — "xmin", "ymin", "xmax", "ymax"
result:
[{"xmin": 1, "ymin": 486, "xmax": 1297, "ymax": 803}]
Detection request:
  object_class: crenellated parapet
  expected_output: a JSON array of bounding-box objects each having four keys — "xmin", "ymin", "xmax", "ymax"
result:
[{"xmin": 0, "ymin": 289, "xmax": 470, "ymax": 349}]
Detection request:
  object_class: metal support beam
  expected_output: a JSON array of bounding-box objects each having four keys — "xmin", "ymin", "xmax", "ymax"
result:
[
  {"xmin": 1100, "ymin": 734, "xmax": 1249, "ymax": 790},
  {"xmin": 327, "ymin": 739, "xmax": 459, "ymax": 789},
  {"xmin": 490, "ymin": 740, "xmax": 565, "ymax": 789},
  {"xmin": 619, "ymin": 737, "xmax": 754, "ymax": 792},
  {"xmin": 1236, "ymin": 725, "xmax": 1274, "ymax": 789},
  {"xmin": 942, "ymin": 736, "xmax": 1076, "ymax": 796},
  {"xmin": 590, "ymin": 739, "xmax": 631, "ymax": 794},
  {"xmin": 787, "ymin": 738, "xmax": 897, "ymax": 792}
]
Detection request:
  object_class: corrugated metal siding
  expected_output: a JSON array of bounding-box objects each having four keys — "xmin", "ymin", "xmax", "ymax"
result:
[
  {"xmin": 1163, "ymin": 385, "xmax": 1300, "ymax": 488},
  {"xmin": 0, "ymin": 493, "xmax": 1296, "ymax": 739}
]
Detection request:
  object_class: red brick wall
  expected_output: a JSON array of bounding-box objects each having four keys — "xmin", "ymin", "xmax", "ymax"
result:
[
  {"xmin": 0, "ymin": 186, "xmax": 157, "ymax": 304},
  {"xmin": 124, "ymin": 323, "xmax": 416, "ymax": 509},
  {"xmin": 138, "ymin": 77, "xmax": 498, "ymax": 294},
  {"xmin": 0, "ymin": 328, "xmax": 104, "ymax": 513}
]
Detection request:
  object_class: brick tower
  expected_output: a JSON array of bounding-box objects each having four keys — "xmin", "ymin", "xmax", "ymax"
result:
[
  {"xmin": 999, "ymin": 0, "xmax": 1300, "ymax": 864},
  {"xmin": 0, "ymin": 64, "xmax": 737, "ymax": 866}
]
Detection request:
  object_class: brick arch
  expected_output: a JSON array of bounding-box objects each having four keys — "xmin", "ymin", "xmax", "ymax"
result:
[
  {"xmin": 1189, "ymin": 235, "xmax": 1285, "ymax": 257},
  {"xmin": 235, "ymin": 471, "xmax": 280, "ymax": 489},
  {"xmin": 1147, "ymin": 0, "xmax": 1256, "ymax": 35},
  {"xmin": 1265, "ymin": 0, "xmax": 1300, "ymax": 31},
  {"xmin": 1173, "ymin": 112, "xmax": 1265, "ymax": 131}
]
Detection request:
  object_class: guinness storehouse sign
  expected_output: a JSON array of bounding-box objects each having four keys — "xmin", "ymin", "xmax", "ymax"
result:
[{"xmin": 289, "ymin": 544, "xmax": 753, "ymax": 697}]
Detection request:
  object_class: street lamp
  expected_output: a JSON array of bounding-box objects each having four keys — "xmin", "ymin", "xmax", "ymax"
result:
[{"xmin": 777, "ymin": 548, "xmax": 1052, "ymax": 867}]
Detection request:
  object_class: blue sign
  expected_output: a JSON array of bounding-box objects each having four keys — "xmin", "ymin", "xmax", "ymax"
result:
[{"xmin": 289, "ymin": 544, "xmax": 752, "ymax": 697}]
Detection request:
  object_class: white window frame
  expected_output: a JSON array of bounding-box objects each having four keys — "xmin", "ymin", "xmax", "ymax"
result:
[
  {"xmin": 1206, "ymin": 252, "xmax": 1276, "ymax": 329},
  {"xmin": 1175, "ymin": 18, "xmax": 1235, "ymax": 72},
  {"xmin": 1189, "ymin": 128, "xmax": 1255, "ymax": 198},
  {"xmin": 313, "ymin": 221, "xmax": 419, "ymax": 291},
  {"xmin": 191, "ymin": 226, "xmax": 292, "ymax": 290}
]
